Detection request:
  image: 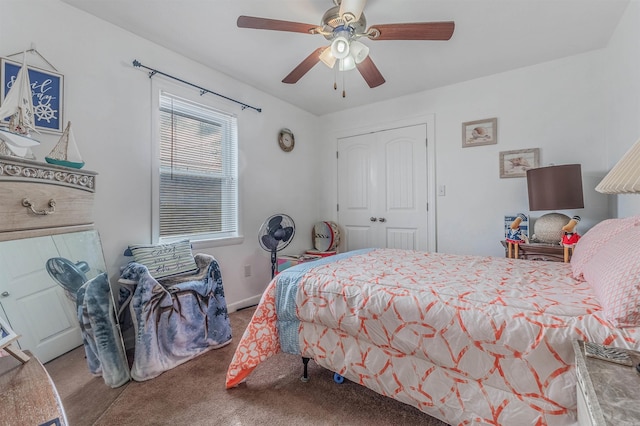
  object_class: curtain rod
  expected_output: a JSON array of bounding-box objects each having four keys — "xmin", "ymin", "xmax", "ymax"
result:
[{"xmin": 132, "ymin": 59, "xmax": 262, "ymax": 113}]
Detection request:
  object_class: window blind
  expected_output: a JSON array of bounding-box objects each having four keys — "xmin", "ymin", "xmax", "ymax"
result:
[{"xmin": 159, "ymin": 92, "xmax": 238, "ymax": 240}]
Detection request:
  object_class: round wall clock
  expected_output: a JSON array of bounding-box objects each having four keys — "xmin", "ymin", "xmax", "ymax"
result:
[{"xmin": 278, "ymin": 128, "xmax": 295, "ymax": 152}]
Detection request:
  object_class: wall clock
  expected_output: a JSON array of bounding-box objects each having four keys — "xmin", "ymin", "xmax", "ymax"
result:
[{"xmin": 278, "ymin": 128, "xmax": 295, "ymax": 152}]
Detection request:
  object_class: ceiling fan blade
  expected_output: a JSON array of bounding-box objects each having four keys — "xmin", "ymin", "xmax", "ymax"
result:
[
  {"xmin": 356, "ymin": 56, "xmax": 385, "ymax": 88},
  {"xmin": 237, "ymin": 16, "xmax": 318, "ymax": 34},
  {"xmin": 368, "ymin": 22, "xmax": 455, "ymax": 41},
  {"xmin": 282, "ymin": 47, "xmax": 325, "ymax": 84},
  {"xmin": 339, "ymin": 0, "xmax": 367, "ymax": 22}
]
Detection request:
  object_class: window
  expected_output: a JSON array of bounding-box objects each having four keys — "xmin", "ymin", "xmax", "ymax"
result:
[{"xmin": 157, "ymin": 91, "xmax": 238, "ymax": 242}]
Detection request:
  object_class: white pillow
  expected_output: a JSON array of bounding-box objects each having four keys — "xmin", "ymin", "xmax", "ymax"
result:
[{"xmin": 128, "ymin": 240, "xmax": 198, "ymax": 280}]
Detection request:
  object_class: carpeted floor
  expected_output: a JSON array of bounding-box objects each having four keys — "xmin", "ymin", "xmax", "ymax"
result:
[{"xmin": 45, "ymin": 307, "xmax": 449, "ymax": 425}]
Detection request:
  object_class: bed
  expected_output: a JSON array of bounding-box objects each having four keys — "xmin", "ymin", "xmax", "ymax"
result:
[{"xmin": 226, "ymin": 216, "xmax": 640, "ymax": 425}]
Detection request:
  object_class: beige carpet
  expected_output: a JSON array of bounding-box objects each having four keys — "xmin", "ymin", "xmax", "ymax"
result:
[{"xmin": 46, "ymin": 307, "xmax": 449, "ymax": 425}]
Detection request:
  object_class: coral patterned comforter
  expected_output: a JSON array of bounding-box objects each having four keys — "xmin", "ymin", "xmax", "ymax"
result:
[{"xmin": 226, "ymin": 248, "xmax": 640, "ymax": 425}]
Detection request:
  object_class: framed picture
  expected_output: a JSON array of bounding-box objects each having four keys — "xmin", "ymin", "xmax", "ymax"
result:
[
  {"xmin": 1, "ymin": 57, "xmax": 64, "ymax": 134},
  {"xmin": 462, "ymin": 117, "xmax": 497, "ymax": 147},
  {"xmin": 499, "ymin": 148, "xmax": 540, "ymax": 178},
  {"xmin": 0, "ymin": 316, "xmax": 18, "ymax": 348}
]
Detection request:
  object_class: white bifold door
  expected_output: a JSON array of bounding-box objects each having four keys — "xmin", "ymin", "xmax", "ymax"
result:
[{"xmin": 337, "ymin": 124, "xmax": 429, "ymax": 252}]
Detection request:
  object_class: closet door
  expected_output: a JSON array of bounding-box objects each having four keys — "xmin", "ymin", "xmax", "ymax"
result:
[{"xmin": 338, "ymin": 124, "xmax": 428, "ymax": 251}]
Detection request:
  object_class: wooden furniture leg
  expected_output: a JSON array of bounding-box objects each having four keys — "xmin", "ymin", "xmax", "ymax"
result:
[
  {"xmin": 1, "ymin": 334, "xmax": 30, "ymax": 363},
  {"xmin": 3, "ymin": 342, "xmax": 31, "ymax": 363}
]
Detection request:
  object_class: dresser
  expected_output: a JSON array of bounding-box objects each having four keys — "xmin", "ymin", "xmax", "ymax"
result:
[
  {"xmin": 0, "ymin": 155, "xmax": 96, "ymax": 241},
  {"xmin": 0, "ymin": 155, "xmax": 98, "ymax": 363}
]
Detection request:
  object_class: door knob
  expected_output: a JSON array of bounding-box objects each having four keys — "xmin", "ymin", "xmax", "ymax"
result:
[
  {"xmin": 378, "ymin": 217, "xmax": 387, "ymax": 223},
  {"xmin": 1, "ymin": 291, "xmax": 9, "ymax": 297},
  {"xmin": 370, "ymin": 217, "xmax": 378, "ymax": 222}
]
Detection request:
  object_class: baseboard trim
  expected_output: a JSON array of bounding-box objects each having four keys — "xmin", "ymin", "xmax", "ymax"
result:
[{"xmin": 227, "ymin": 294, "xmax": 262, "ymax": 313}]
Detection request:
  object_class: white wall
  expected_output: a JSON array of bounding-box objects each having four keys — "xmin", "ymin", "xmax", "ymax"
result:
[
  {"xmin": 320, "ymin": 51, "xmax": 612, "ymax": 257},
  {"xmin": 2, "ymin": 0, "xmax": 323, "ymax": 310},
  {"xmin": 604, "ymin": 1, "xmax": 640, "ymax": 217},
  {"xmin": 3, "ymin": 1, "xmax": 639, "ymax": 308}
]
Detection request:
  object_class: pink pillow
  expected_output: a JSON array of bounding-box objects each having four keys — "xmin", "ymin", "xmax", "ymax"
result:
[
  {"xmin": 582, "ymin": 225, "xmax": 640, "ymax": 327},
  {"xmin": 570, "ymin": 216, "xmax": 640, "ymax": 279}
]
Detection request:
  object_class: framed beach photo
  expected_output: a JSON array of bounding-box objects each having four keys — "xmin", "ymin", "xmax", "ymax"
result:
[
  {"xmin": 0, "ymin": 57, "xmax": 64, "ymax": 134},
  {"xmin": 499, "ymin": 148, "xmax": 540, "ymax": 178},
  {"xmin": 462, "ymin": 117, "xmax": 497, "ymax": 147}
]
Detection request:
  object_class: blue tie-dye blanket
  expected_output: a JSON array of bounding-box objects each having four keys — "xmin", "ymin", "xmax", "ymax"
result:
[
  {"xmin": 119, "ymin": 253, "xmax": 232, "ymax": 381},
  {"xmin": 77, "ymin": 272, "xmax": 131, "ymax": 388}
]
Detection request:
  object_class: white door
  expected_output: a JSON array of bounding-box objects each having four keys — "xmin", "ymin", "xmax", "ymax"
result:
[
  {"xmin": 0, "ymin": 236, "xmax": 85, "ymax": 363},
  {"xmin": 338, "ymin": 124, "xmax": 429, "ymax": 251}
]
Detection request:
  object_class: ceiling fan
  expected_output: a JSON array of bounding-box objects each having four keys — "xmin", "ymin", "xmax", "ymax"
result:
[{"xmin": 237, "ymin": 0, "xmax": 454, "ymax": 92}]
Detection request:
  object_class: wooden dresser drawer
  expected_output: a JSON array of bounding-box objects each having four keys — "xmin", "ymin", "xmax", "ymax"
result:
[{"xmin": 0, "ymin": 156, "xmax": 96, "ymax": 234}]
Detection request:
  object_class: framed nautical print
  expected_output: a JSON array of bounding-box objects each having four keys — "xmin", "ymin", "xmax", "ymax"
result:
[{"xmin": 1, "ymin": 57, "xmax": 64, "ymax": 134}]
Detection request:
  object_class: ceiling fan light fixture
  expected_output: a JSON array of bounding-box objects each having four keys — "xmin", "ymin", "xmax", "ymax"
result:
[
  {"xmin": 319, "ymin": 46, "xmax": 337, "ymax": 68},
  {"xmin": 331, "ymin": 35, "xmax": 350, "ymax": 59},
  {"xmin": 350, "ymin": 40, "xmax": 369, "ymax": 63},
  {"xmin": 338, "ymin": 0, "xmax": 366, "ymax": 23},
  {"xmin": 339, "ymin": 55, "xmax": 356, "ymax": 71}
]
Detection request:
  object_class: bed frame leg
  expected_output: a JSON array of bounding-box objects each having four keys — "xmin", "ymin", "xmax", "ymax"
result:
[{"xmin": 301, "ymin": 357, "xmax": 310, "ymax": 383}]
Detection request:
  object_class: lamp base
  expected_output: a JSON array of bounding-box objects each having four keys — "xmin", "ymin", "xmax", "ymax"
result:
[{"xmin": 532, "ymin": 212, "xmax": 570, "ymax": 244}]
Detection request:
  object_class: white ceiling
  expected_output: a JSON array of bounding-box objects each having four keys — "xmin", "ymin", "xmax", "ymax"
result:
[{"xmin": 60, "ymin": 0, "xmax": 629, "ymax": 116}]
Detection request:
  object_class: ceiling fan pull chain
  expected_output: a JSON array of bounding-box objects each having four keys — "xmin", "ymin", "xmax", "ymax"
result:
[{"xmin": 342, "ymin": 72, "xmax": 346, "ymax": 98}]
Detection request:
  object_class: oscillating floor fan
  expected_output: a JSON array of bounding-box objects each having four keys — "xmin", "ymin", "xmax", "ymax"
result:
[
  {"xmin": 45, "ymin": 257, "xmax": 90, "ymax": 302},
  {"xmin": 258, "ymin": 214, "xmax": 296, "ymax": 278}
]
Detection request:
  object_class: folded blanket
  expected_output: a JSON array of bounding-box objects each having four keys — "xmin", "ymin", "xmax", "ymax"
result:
[{"xmin": 120, "ymin": 253, "xmax": 232, "ymax": 381}]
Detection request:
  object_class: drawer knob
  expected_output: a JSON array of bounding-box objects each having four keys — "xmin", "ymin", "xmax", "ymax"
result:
[{"xmin": 22, "ymin": 198, "xmax": 56, "ymax": 215}]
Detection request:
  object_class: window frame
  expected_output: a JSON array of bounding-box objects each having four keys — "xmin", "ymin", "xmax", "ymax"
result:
[{"xmin": 151, "ymin": 80, "xmax": 243, "ymax": 248}]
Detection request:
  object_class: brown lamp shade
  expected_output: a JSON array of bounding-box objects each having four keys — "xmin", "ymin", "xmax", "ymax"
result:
[{"xmin": 527, "ymin": 164, "xmax": 584, "ymax": 211}]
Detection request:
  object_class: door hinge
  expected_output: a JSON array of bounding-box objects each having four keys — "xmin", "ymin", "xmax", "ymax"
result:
[
  {"xmin": 337, "ymin": 204, "xmax": 339, "ymax": 212},
  {"xmin": 336, "ymin": 151, "xmax": 339, "ymax": 159}
]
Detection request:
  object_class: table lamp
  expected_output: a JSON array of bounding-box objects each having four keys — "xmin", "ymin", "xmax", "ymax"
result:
[
  {"xmin": 595, "ymin": 138, "xmax": 640, "ymax": 194},
  {"xmin": 526, "ymin": 164, "xmax": 584, "ymax": 244}
]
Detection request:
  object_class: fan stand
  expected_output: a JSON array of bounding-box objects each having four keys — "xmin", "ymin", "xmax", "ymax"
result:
[{"xmin": 270, "ymin": 248, "xmax": 278, "ymax": 279}]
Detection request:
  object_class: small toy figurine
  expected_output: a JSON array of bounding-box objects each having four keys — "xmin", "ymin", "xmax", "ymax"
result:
[
  {"xmin": 506, "ymin": 213, "xmax": 528, "ymax": 258},
  {"xmin": 561, "ymin": 215, "xmax": 581, "ymax": 246},
  {"xmin": 561, "ymin": 215, "xmax": 581, "ymax": 262}
]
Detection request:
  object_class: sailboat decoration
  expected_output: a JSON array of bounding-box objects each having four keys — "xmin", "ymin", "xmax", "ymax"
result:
[
  {"xmin": 45, "ymin": 121, "xmax": 84, "ymax": 169},
  {"xmin": 0, "ymin": 52, "xmax": 40, "ymax": 158}
]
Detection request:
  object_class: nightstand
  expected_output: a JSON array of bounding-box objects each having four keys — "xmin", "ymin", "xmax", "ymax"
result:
[
  {"xmin": 573, "ymin": 340, "xmax": 640, "ymax": 425},
  {"xmin": 500, "ymin": 241, "xmax": 568, "ymax": 262},
  {"xmin": 276, "ymin": 254, "xmax": 322, "ymax": 274}
]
